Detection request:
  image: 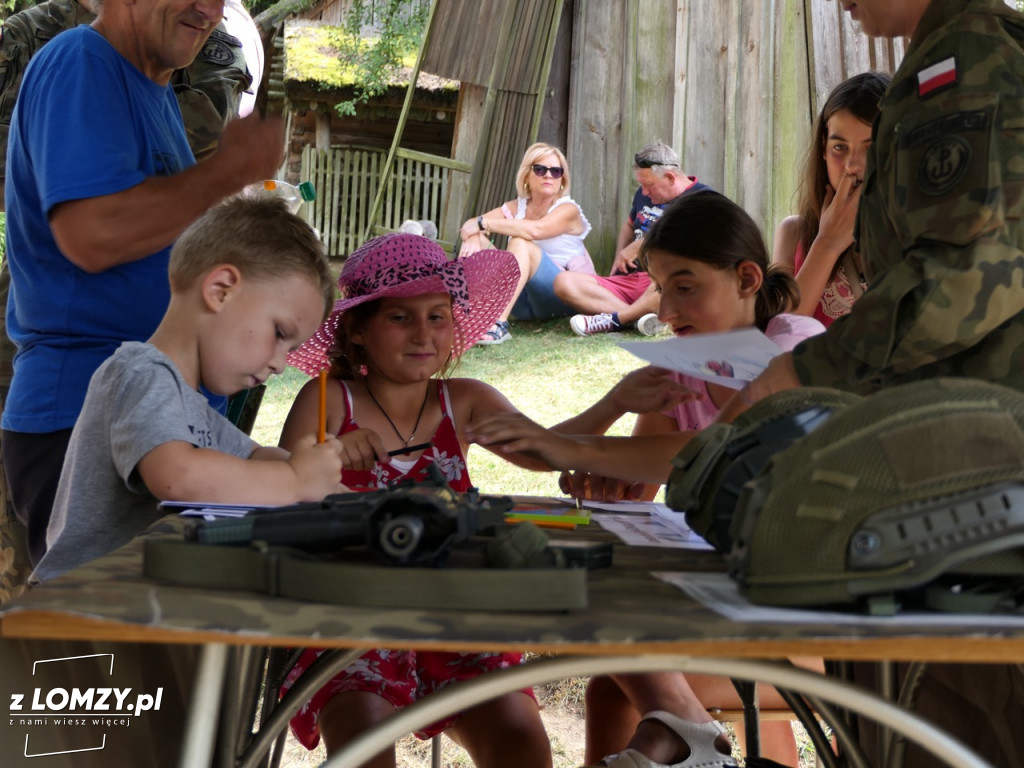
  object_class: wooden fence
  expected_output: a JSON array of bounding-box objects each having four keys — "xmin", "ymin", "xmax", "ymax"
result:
[{"xmin": 300, "ymin": 145, "xmax": 450, "ymax": 258}]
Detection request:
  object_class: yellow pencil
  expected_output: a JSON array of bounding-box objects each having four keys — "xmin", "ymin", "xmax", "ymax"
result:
[{"xmin": 317, "ymin": 369, "xmax": 328, "ymax": 443}]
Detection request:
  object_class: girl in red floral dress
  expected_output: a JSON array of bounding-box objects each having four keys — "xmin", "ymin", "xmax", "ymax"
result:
[{"xmin": 279, "ymin": 233, "xmax": 551, "ymax": 767}]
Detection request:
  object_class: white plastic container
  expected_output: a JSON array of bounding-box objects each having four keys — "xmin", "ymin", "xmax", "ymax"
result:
[{"xmin": 252, "ymin": 179, "xmax": 316, "ymax": 215}]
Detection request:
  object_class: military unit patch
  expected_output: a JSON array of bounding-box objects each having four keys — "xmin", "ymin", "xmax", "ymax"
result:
[
  {"xmin": 198, "ymin": 29, "xmax": 241, "ymax": 67},
  {"xmin": 918, "ymin": 135, "xmax": 972, "ymax": 196},
  {"xmin": 198, "ymin": 39, "xmax": 233, "ymax": 66},
  {"xmin": 902, "ymin": 110, "xmax": 989, "ymax": 149},
  {"xmin": 898, "ymin": 110, "xmax": 988, "ymax": 198}
]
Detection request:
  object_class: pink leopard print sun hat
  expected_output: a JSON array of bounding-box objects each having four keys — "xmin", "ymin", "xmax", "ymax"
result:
[{"xmin": 288, "ymin": 233, "xmax": 520, "ymax": 376}]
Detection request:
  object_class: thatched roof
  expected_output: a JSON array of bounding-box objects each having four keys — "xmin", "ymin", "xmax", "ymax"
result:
[{"xmin": 283, "ymin": 20, "xmax": 457, "ymax": 93}]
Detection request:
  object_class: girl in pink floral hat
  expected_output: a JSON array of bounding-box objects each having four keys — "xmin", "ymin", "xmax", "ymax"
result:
[{"xmin": 279, "ymin": 232, "xmax": 551, "ymax": 767}]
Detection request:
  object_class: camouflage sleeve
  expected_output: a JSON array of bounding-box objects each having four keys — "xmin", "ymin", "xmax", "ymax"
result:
[
  {"xmin": 0, "ymin": 15, "xmax": 34, "ymax": 210},
  {"xmin": 171, "ymin": 25, "xmax": 252, "ymax": 162},
  {"xmin": 792, "ymin": 26, "xmax": 1024, "ymax": 392},
  {"xmin": 0, "ymin": 0, "xmax": 89, "ymax": 209}
]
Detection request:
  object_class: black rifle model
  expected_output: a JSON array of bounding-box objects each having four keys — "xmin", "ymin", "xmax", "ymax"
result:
[{"xmin": 185, "ymin": 465, "xmax": 514, "ymax": 567}]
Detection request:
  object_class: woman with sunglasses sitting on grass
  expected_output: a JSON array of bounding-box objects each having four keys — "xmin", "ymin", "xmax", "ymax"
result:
[{"xmin": 460, "ymin": 142, "xmax": 595, "ymax": 344}]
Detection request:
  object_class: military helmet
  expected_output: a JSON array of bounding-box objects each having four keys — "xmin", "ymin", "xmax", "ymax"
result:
[
  {"xmin": 665, "ymin": 387, "xmax": 860, "ymax": 551},
  {"xmin": 729, "ymin": 378, "xmax": 1024, "ymax": 614}
]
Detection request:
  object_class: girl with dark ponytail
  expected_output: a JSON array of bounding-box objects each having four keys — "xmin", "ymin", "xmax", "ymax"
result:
[
  {"xmin": 472, "ymin": 188, "xmax": 826, "ymax": 489},
  {"xmin": 470, "ymin": 190, "xmax": 829, "ymax": 768},
  {"xmin": 642, "ymin": 188, "xmax": 798, "ymax": 332},
  {"xmin": 628, "ymin": 189, "xmax": 823, "ymax": 432}
]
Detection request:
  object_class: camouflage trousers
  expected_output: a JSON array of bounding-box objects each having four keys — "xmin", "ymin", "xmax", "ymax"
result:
[
  {"xmin": 0, "ymin": 414, "xmax": 31, "ymax": 606},
  {"xmin": 0, "ymin": 256, "xmax": 30, "ymax": 604}
]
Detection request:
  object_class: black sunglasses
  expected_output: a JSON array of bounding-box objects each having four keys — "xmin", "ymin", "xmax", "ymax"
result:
[
  {"xmin": 634, "ymin": 154, "xmax": 678, "ymax": 169},
  {"xmin": 531, "ymin": 164, "xmax": 564, "ymax": 179}
]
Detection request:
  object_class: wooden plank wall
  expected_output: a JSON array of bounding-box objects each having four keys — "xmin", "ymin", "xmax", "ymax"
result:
[
  {"xmin": 421, "ymin": 0, "xmax": 504, "ymax": 86},
  {"xmin": 567, "ymin": 0, "xmax": 904, "ymax": 273},
  {"xmin": 423, "ymin": 0, "xmax": 565, "ymax": 245}
]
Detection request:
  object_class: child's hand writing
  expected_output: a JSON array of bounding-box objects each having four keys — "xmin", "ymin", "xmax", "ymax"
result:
[
  {"xmin": 607, "ymin": 366, "xmax": 698, "ymax": 414},
  {"xmin": 337, "ymin": 428, "xmax": 388, "ymax": 471},
  {"xmin": 287, "ymin": 434, "xmax": 347, "ymax": 500}
]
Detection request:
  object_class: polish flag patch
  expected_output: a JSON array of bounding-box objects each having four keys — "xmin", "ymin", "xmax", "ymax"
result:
[{"xmin": 917, "ymin": 56, "xmax": 958, "ymax": 97}]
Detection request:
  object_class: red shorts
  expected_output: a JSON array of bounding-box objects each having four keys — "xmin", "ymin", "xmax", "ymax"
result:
[
  {"xmin": 281, "ymin": 648, "xmax": 532, "ymax": 748},
  {"xmin": 594, "ymin": 271, "xmax": 651, "ymax": 304}
]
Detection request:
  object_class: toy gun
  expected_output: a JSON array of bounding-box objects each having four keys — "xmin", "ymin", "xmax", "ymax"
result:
[{"xmin": 185, "ymin": 466, "xmax": 513, "ymax": 566}]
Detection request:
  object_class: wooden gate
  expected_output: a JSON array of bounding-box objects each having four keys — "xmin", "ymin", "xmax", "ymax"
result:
[{"xmin": 301, "ymin": 145, "xmax": 450, "ymax": 258}]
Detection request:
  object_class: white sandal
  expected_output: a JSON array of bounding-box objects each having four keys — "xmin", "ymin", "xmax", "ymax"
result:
[{"xmin": 595, "ymin": 710, "xmax": 738, "ymax": 768}]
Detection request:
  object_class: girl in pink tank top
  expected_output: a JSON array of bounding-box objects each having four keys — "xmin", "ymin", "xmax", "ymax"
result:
[
  {"xmin": 469, "ymin": 191, "xmax": 825, "ymax": 767},
  {"xmin": 772, "ymin": 72, "xmax": 889, "ymax": 325},
  {"xmin": 278, "ymin": 234, "xmax": 551, "ymax": 766}
]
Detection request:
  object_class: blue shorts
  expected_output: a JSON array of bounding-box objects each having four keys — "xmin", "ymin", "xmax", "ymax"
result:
[{"xmin": 510, "ymin": 252, "xmax": 577, "ymax": 320}]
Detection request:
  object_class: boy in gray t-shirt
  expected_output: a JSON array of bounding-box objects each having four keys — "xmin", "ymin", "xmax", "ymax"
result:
[{"xmin": 34, "ymin": 197, "xmax": 347, "ymax": 581}]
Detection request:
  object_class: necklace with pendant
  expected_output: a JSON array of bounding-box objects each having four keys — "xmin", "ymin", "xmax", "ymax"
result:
[{"xmin": 364, "ymin": 382, "xmax": 430, "ymax": 446}]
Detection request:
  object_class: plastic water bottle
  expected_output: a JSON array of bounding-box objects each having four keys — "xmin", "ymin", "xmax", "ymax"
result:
[{"xmin": 254, "ymin": 179, "xmax": 316, "ymax": 214}]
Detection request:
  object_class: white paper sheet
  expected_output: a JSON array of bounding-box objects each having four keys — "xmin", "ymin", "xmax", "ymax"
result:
[
  {"xmin": 619, "ymin": 328, "xmax": 783, "ymax": 389},
  {"xmin": 593, "ymin": 505, "xmax": 714, "ymax": 550},
  {"xmin": 158, "ymin": 500, "xmax": 274, "ymax": 519},
  {"xmin": 655, "ymin": 571, "xmax": 1024, "ymax": 626},
  {"xmin": 584, "ymin": 500, "xmax": 668, "ymax": 514}
]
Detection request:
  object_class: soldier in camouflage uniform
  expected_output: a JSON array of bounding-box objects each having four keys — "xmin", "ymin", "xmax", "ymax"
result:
[
  {"xmin": 739, "ymin": 3, "xmax": 1024, "ymax": 764},
  {"xmin": 0, "ymin": 0, "xmax": 252, "ymax": 196},
  {"xmin": 1, "ymin": 0, "xmax": 282, "ymax": 590},
  {"xmin": 744, "ymin": 0, "xmax": 1024, "ymax": 400},
  {"xmin": 0, "ymin": 0, "xmax": 252, "ymax": 386},
  {"xmin": 0, "ymin": 0, "xmax": 253, "ymax": 604}
]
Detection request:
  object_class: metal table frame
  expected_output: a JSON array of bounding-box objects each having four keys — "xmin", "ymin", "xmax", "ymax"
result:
[{"xmin": 182, "ymin": 643, "xmax": 995, "ymax": 768}]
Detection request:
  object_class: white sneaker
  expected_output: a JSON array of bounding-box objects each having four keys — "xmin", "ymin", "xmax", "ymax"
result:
[
  {"xmin": 636, "ymin": 313, "xmax": 669, "ymax": 336},
  {"xmin": 570, "ymin": 313, "xmax": 621, "ymax": 336}
]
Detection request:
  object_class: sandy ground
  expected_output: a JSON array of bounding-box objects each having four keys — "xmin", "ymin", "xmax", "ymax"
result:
[
  {"xmin": 275, "ymin": 677, "xmax": 821, "ymax": 767},
  {"xmin": 277, "ymin": 679, "xmax": 589, "ymax": 767}
]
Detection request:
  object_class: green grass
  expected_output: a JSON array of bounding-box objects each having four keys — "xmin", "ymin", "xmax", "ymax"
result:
[
  {"xmin": 263, "ymin": 318, "xmax": 647, "ymax": 767},
  {"xmin": 264, "ymin": 318, "xmax": 825, "ymax": 768},
  {"xmin": 251, "ymin": 318, "xmax": 650, "ymax": 497}
]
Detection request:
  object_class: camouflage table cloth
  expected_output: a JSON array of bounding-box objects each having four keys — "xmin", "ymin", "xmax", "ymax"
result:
[{"xmin": 3, "ymin": 514, "xmax": 1024, "ymax": 662}]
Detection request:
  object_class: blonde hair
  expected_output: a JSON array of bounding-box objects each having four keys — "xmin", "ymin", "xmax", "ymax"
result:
[
  {"xmin": 514, "ymin": 143, "xmax": 571, "ymax": 198},
  {"xmin": 169, "ymin": 197, "xmax": 334, "ymax": 319}
]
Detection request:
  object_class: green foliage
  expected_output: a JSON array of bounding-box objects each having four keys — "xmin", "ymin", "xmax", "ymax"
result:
[
  {"xmin": 243, "ymin": 0, "xmax": 278, "ymax": 18},
  {"xmin": 334, "ymin": 0, "xmax": 429, "ymax": 118},
  {"xmin": 285, "ymin": 26, "xmax": 359, "ymax": 89},
  {"xmin": 286, "ymin": 25, "xmax": 417, "ymax": 91},
  {"xmin": 0, "ymin": 0, "xmax": 33, "ymax": 22}
]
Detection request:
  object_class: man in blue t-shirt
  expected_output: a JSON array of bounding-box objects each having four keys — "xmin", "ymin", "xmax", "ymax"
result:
[
  {"xmin": 553, "ymin": 141, "xmax": 707, "ymax": 336},
  {"xmin": 2, "ymin": 0, "xmax": 284, "ymax": 567}
]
